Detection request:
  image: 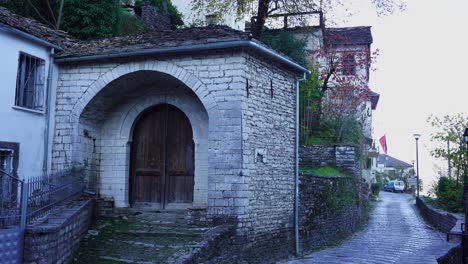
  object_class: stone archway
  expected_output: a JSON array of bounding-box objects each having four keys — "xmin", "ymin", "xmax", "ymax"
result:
[{"xmin": 72, "ymin": 64, "xmax": 211, "ymax": 208}]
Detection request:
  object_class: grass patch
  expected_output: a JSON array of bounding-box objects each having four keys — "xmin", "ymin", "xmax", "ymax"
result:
[
  {"xmin": 420, "ymin": 196, "xmax": 447, "ymax": 211},
  {"xmin": 299, "ymin": 166, "xmax": 350, "ymax": 177}
]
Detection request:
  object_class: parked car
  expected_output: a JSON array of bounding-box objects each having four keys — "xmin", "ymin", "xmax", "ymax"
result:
[{"xmin": 384, "ymin": 180, "xmax": 405, "ymax": 193}]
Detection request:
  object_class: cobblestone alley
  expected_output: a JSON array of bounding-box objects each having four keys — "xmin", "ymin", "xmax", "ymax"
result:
[{"xmin": 288, "ymin": 192, "xmax": 457, "ymax": 264}]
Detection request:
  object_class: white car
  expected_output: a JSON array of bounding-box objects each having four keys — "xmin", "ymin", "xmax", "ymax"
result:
[{"xmin": 384, "ymin": 180, "xmax": 405, "ymax": 193}]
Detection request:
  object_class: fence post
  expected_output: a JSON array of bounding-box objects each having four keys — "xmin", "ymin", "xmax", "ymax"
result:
[{"xmin": 20, "ymin": 182, "xmax": 28, "ymax": 229}]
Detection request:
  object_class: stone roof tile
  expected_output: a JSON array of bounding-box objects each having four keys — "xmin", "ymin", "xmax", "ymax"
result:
[
  {"xmin": 57, "ymin": 25, "xmax": 252, "ymax": 58},
  {"xmin": 0, "ymin": 7, "xmax": 76, "ymax": 49},
  {"xmin": 325, "ymin": 26, "xmax": 373, "ymax": 46}
]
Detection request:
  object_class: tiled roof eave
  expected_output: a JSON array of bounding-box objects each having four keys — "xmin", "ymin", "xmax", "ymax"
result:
[
  {"xmin": 0, "ymin": 22, "xmax": 62, "ymax": 50},
  {"xmin": 55, "ymin": 39, "xmax": 310, "ymax": 74}
]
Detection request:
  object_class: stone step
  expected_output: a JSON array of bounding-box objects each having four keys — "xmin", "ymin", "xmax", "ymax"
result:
[
  {"xmin": 115, "ymin": 229, "xmax": 205, "ymax": 238},
  {"xmin": 114, "ymin": 209, "xmax": 188, "ymax": 225}
]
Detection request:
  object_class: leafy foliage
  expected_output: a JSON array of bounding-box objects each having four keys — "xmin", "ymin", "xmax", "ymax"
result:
[
  {"xmin": 260, "ymin": 30, "xmax": 308, "ymax": 67},
  {"xmin": 61, "ymin": 0, "xmax": 121, "ymax": 40},
  {"xmin": 118, "ymin": 8, "xmax": 144, "ymax": 36},
  {"xmin": 371, "ymin": 182, "xmax": 381, "ymax": 196},
  {"xmin": 190, "ymin": 0, "xmax": 406, "ymax": 37},
  {"xmin": 427, "ymin": 114, "xmax": 468, "ymax": 183},
  {"xmin": 0, "ymin": 0, "xmax": 184, "ymax": 39},
  {"xmin": 433, "ymin": 177, "xmax": 463, "ymax": 213}
]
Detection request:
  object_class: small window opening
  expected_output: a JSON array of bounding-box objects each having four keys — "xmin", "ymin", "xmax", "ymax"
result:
[
  {"xmin": 15, "ymin": 52, "xmax": 46, "ymax": 111},
  {"xmin": 341, "ymin": 54, "xmax": 356, "ymax": 75}
]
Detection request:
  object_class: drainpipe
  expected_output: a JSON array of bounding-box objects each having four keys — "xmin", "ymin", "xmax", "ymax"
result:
[
  {"xmin": 43, "ymin": 48, "xmax": 55, "ymax": 176},
  {"xmin": 295, "ymin": 72, "xmax": 306, "ymax": 256}
]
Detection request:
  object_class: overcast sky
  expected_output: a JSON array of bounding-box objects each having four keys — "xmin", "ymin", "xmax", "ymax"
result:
[{"xmin": 340, "ymin": 0, "xmax": 468, "ymax": 192}]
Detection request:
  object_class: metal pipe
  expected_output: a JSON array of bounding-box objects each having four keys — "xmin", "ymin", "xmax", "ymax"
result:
[
  {"xmin": 43, "ymin": 48, "xmax": 55, "ymax": 176},
  {"xmin": 0, "ymin": 23, "xmax": 62, "ymax": 50},
  {"xmin": 295, "ymin": 72, "xmax": 307, "ymax": 256},
  {"xmin": 55, "ymin": 40, "xmax": 310, "ymax": 74},
  {"xmin": 416, "ymin": 138, "xmax": 420, "ymax": 197}
]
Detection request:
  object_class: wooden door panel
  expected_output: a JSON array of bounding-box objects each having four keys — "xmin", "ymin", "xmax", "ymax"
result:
[
  {"xmin": 130, "ymin": 104, "xmax": 194, "ymax": 208},
  {"xmin": 167, "ymin": 175, "xmax": 194, "ymax": 203},
  {"xmin": 166, "ymin": 106, "xmax": 194, "ymax": 204}
]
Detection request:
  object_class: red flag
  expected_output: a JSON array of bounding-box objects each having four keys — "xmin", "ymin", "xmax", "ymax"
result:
[{"xmin": 379, "ymin": 135, "xmax": 388, "ymax": 154}]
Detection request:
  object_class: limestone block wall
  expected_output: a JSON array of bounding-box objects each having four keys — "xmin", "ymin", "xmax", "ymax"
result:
[
  {"xmin": 300, "ymin": 145, "xmax": 360, "ymax": 178},
  {"xmin": 416, "ymin": 197, "xmax": 460, "ymax": 234},
  {"xmin": 240, "ymin": 54, "xmax": 297, "ymax": 260},
  {"xmin": 299, "ymin": 174, "xmax": 364, "ymax": 252},
  {"xmin": 23, "ymin": 199, "xmax": 94, "ymax": 264},
  {"xmin": 53, "ymin": 53, "xmax": 247, "ymax": 214}
]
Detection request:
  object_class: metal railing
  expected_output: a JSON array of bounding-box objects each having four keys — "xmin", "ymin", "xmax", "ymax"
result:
[
  {"xmin": 0, "ymin": 169, "xmax": 27, "ymax": 228},
  {"xmin": 0, "ymin": 167, "xmax": 85, "ymax": 228},
  {"xmin": 26, "ymin": 168, "xmax": 85, "ymax": 223}
]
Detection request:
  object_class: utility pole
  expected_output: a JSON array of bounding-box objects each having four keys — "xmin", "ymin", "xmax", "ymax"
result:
[{"xmin": 448, "ymin": 139, "xmax": 451, "ymax": 179}]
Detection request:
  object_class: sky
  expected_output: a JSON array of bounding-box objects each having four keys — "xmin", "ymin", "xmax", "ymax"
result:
[
  {"xmin": 173, "ymin": 0, "xmax": 468, "ymax": 193},
  {"xmin": 338, "ymin": 0, "xmax": 468, "ymax": 192}
]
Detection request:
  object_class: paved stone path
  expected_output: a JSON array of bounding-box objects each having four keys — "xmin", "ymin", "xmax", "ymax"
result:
[{"xmin": 288, "ymin": 192, "xmax": 457, "ymax": 264}]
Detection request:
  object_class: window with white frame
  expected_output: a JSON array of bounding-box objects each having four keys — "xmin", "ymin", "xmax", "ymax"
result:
[{"xmin": 15, "ymin": 52, "xmax": 46, "ymax": 111}]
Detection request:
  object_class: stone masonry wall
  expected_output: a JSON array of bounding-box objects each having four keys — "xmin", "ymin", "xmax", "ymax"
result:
[
  {"xmin": 416, "ymin": 198, "xmax": 463, "ymax": 264},
  {"xmin": 416, "ymin": 197, "xmax": 460, "ymax": 234},
  {"xmin": 54, "ymin": 53, "xmax": 247, "ymax": 212},
  {"xmin": 299, "ymin": 174, "xmax": 364, "ymax": 252},
  {"xmin": 300, "ymin": 145, "xmax": 360, "ymax": 178},
  {"xmin": 23, "ymin": 198, "xmax": 94, "ymax": 264},
  {"xmin": 239, "ymin": 53, "xmax": 297, "ymax": 261},
  {"xmin": 54, "ymin": 51, "xmax": 301, "ymax": 262}
]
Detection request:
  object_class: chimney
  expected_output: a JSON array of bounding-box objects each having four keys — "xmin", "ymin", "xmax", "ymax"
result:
[{"xmin": 141, "ymin": 0, "xmax": 171, "ymax": 30}]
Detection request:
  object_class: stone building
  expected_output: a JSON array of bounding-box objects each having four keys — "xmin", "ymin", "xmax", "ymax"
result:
[
  {"xmin": 52, "ymin": 26, "xmax": 308, "ymax": 257},
  {"xmin": 0, "ymin": 5, "xmax": 309, "ymax": 259}
]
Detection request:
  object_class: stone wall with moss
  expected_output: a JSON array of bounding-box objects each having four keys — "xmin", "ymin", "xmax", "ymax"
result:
[
  {"xmin": 300, "ymin": 145, "xmax": 360, "ymax": 178},
  {"xmin": 299, "ymin": 174, "xmax": 366, "ymax": 253}
]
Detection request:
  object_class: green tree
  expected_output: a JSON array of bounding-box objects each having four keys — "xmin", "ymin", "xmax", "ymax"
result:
[
  {"xmin": 61, "ymin": 0, "xmax": 121, "ymax": 39},
  {"xmin": 190, "ymin": 0, "xmax": 406, "ymax": 37},
  {"xmin": 427, "ymin": 114, "xmax": 468, "ymax": 185},
  {"xmin": 1, "ymin": 0, "xmax": 184, "ymax": 39}
]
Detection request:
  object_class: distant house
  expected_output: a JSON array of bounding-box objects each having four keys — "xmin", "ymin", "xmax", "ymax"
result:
[{"xmin": 376, "ymin": 153, "xmax": 413, "ymax": 178}]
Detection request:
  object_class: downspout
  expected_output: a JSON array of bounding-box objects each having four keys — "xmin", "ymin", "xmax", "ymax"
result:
[
  {"xmin": 295, "ymin": 72, "xmax": 306, "ymax": 256},
  {"xmin": 43, "ymin": 48, "xmax": 55, "ymax": 176}
]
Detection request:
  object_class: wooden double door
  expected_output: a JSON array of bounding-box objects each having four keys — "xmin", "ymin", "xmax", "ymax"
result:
[{"xmin": 130, "ymin": 104, "xmax": 194, "ymax": 209}]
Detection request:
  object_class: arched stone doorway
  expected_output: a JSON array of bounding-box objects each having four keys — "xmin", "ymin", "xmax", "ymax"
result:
[
  {"xmin": 130, "ymin": 104, "xmax": 195, "ymax": 209},
  {"xmin": 73, "ymin": 69, "xmax": 209, "ymax": 208}
]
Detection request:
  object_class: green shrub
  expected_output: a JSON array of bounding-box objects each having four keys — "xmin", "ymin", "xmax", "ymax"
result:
[
  {"xmin": 371, "ymin": 182, "xmax": 381, "ymax": 196},
  {"xmin": 260, "ymin": 30, "xmax": 308, "ymax": 67},
  {"xmin": 118, "ymin": 8, "xmax": 144, "ymax": 36},
  {"xmin": 434, "ymin": 177, "xmax": 463, "ymax": 213}
]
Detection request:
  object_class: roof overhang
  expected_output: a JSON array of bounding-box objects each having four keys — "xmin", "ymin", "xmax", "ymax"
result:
[
  {"xmin": 55, "ymin": 40, "xmax": 310, "ymax": 75},
  {"xmin": 0, "ymin": 22, "xmax": 62, "ymax": 50}
]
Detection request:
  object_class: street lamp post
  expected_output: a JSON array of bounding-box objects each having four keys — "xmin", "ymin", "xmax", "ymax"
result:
[
  {"xmin": 414, "ymin": 134, "xmax": 421, "ymax": 198},
  {"xmin": 463, "ymin": 128, "xmax": 468, "ymax": 264}
]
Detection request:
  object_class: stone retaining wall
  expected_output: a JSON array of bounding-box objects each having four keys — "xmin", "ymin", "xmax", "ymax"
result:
[
  {"xmin": 416, "ymin": 197, "xmax": 464, "ymax": 264},
  {"xmin": 300, "ymin": 145, "xmax": 360, "ymax": 178},
  {"xmin": 416, "ymin": 197, "xmax": 459, "ymax": 233},
  {"xmin": 23, "ymin": 198, "xmax": 94, "ymax": 264},
  {"xmin": 299, "ymin": 174, "xmax": 365, "ymax": 252}
]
